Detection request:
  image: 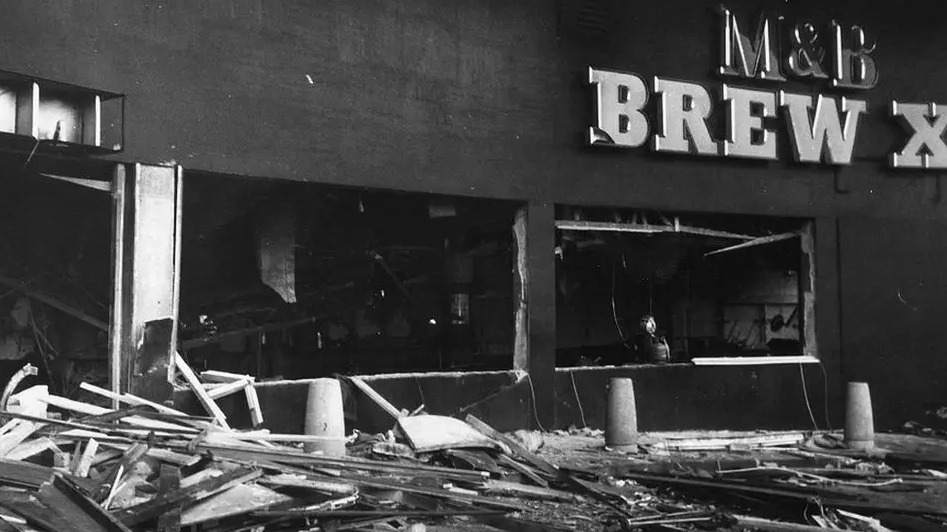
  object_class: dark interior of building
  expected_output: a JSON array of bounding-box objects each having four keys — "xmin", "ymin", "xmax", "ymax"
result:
[
  {"xmin": 179, "ymin": 174, "xmax": 518, "ymax": 379},
  {"xmin": 555, "ymin": 206, "xmax": 808, "ymax": 367},
  {"xmin": 0, "ymin": 163, "xmax": 814, "ymax": 393},
  {"xmin": 0, "ymin": 158, "xmax": 112, "ymax": 396}
]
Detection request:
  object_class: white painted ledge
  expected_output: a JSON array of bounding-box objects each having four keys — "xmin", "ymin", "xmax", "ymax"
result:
[{"xmin": 691, "ymin": 355, "xmax": 819, "ymax": 366}]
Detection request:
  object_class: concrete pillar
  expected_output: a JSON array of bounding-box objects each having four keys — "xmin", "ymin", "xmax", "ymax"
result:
[
  {"xmin": 813, "ymin": 217, "xmax": 844, "ymax": 428},
  {"xmin": 109, "ymin": 163, "xmax": 183, "ymax": 405},
  {"xmin": 513, "ymin": 202, "xmax": 556, "ymax": 429}
]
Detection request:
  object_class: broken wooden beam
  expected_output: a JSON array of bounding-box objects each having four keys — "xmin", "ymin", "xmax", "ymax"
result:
[
  {"xmin": 173, "ymin": 352, "xmax": 230, "ymax": 430},
  {"xmin": 245, "ymin": 385, "xmax": 264, "ymax": 427},
  {"xmin": 194, "ymin": 444, "xmax": 487, "ymax": 481},
  {"xmin": 36, "ymin": 394, "xmax": 197, "ymax": 433},
  {"xmin": 204, "ymin": 379, "xmax": 250, "ymax": 400},
  {"xmin": 199, "ymin": 370, "xmax": 256, "ymax": 383},
  {"xmin": 464, "ymin": 415, "xmax": 558, "ymax": 477},
  {"xmin": 37, "ymin": 474, "xmax": 134, "ymax": 532},
  {"xmin": 348, "ymin": 377, "xmax": 404, "ymax": 420},
  {"xmin": 91, "ymin": 443, "xmax": 149, "ymax": 503},
  {"xmin": 495, "ymin": 454, "xmax": 548, "ymax": 487},
  {"xmin": 0, "ymin": 457, "xmax": 56, "ymax": 489},
  {"xmin": 0, "ymin": 275, "xmax": 108, "ymax": 331},
  {"xmin": 156, "ymin": 465, "xmax": 182, "ymax": 532},
  {"xmin": 478, "ymin": 479, "xmax": 579, "ymax": 502},
  {"xmin": 732, "ymin": 514, "xmax": 844, "ymax": 532},
  {"xmin": 114, "ymin": 467, "xmax": 261, "ymax": 526},
  {"xmin": 71, "ymin": 439, "xmax": 99, "ymax": 478}
]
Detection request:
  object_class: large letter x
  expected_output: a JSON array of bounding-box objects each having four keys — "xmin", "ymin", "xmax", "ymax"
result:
[{"xmin": 891, "ymin": 102, "xmax": 947, "ymax": 169}]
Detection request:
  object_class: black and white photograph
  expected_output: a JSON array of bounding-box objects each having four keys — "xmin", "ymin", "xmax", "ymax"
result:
[{"xmin": 0, "ymin": 1, "xmax": 945, "ymax": 530}]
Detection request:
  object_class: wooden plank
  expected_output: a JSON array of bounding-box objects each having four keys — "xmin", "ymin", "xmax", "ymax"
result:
[
  {"xmin": 878, "ymin": 513, "xmax": 946, "ymax": 532},
  {"xmin": 397, "ymin": 415, "xmax": 499, "ymax": 453},
  {"xmin": 57, "ymin": 429, "xmax": 131, "ymax": 443},
  {"xmin": 6, "ymin": 437, "xmax": 58, "ymax": 461},
  {"xmin": 0, "ymin": 513, "xmax": 30, "ymax": 532},
  {"xmin": 348, "ymin": 377, "xmax": 403, "ymax": 420},
  {"xmin": 0, "ymin": 490, "xmax": 82, "ymax": 532},
  {"xmin": 38, "ymin": 174, "xmax": 111, "ymax": 193},
  {"xmin": 704, "ymin": 231, "xmax": 801, "ymax": 256},
  {"xmin": 200, "ymin": 370, "xmax": 255, "ymax": 383},
  {"xmin": 479, "ymin": 479, "xmax": 579, "ymax": 502},
  {"xmin": 37, "ymin": 475, "xmax": 134, "ymax": 532},
  {"xmin": 100, "ymin": 442, "xmax": 201, "ymax": 468},
  {"xmin": 444, "ymin": 449, "xmax": 502, "ymax": 474},
  {"xmin": 258, "ymin": 474, "xmax": 357, "ymax": 495},
  {"xmin": 204, "ymin": 379, "xmax": 249, "ymax": 400},
  {"xmin": 114, "ymin": 467, "xmax": 261, "ymax": 526},
  {"xmin": 0, "ymin": 420, "xmax": 17, "ymax": 437},
  {"xmin": 245, "ymin": 385, "xmax": 264, "ymax": 427},
  {"xmin": 206, "ymin": 431, "xmax": 344, "ymax": 444},
  {"xmin": 464, "ymin": 415, "xmax": 558, "ymax": 477},
  {"xmin": 0, "ymin": 275, "xmax": 108, "ymax": 331},
  {"xmin": 195, "ymin": 443, "xmax": 487, "ymax": 481},
  {"xmin": 156, "ymin": 465, "xmax": 181, "ymax": 532},
  {"xmin": 36, "ymin": 395, "xmax": 197, "ymax": 433},
  {"xmin": 0, "ymin": 421, "xmax": 43, "ymax": 457},
  {"xmin": 732, "ymin": 515, "xmax": 844, "ymax": 532},
  {"xmin": 0, "ymin": 458, "xmax": 55, "ymax": 489},
  {"xmin": 554, "ymin": 219, "xmax": 756, "ymax": 240},
  {"xmin": 180, "ymin": 482, "xmax": 292, "ymax": 526},
  {"xmin": 647, "ymin": 433, "xmax": 807, "ymax": 452},
  {"xmin": 72, "ymin": 439, "xmax": 99, "ymax": 478},
  {"xmin": 79, "ymin": 383, "xmax": 189, "ymax": 417},
  {"xmin": 335, "ymin": 473, "xmax": 522, "ymax": 511},
  {"xmin": 173, "ymin": 352, "xmax": 230, "ymax": 430},
  {"xmin": 90, "ymin": 443, "xmax": 149, "ymax": 504},
  {"xmin": 77, "ymin": 405, "xmax": 149, "ymax": 424},
  {"xmin": 495, "ymin": 454, "xmax": 548, "ymax": 487}
]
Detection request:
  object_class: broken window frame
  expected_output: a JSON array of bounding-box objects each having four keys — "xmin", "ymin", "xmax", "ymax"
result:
[{"xmin": 554, "ymin": 211, "xmax": 818, "ymax": 367}]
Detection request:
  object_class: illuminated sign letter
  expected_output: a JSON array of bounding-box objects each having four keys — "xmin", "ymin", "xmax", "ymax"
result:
[
  {"xmin": 831, "ymin": 23, "xmax": 879, "ymax": 90},
  {"xmin": 652, "ymin": 78, "xmax": 719, "ymax": 156},
  {"xmin": 780, "ymin": 92, "xmax": 867, "ymax": 165},
  {"xmin": 890, "ymin": 102, "xmax": 947, "ymax": 169},
  {"xmin": 722, "ymin": 85, "xmax": 778, "ymax": 160},
  {"xmin": 718, "ymin": 7, "xmax": 785, "ymax": 82},
  {"xmin": 588, "ymin": 68, "xmax": 650, "ymax": 147}
]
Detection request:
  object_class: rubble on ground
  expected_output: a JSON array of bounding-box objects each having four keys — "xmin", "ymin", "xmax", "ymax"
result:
[{"xmin": 1, "ymin": 362, "xmax": 947, "ymax": 531}]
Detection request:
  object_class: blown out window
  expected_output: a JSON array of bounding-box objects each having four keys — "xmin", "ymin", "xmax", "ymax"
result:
[{"xmin": 554, "ymin": 207, "xmax": 816, "ymax": 367}]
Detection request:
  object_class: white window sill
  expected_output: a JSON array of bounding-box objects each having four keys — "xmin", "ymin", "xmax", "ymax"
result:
[{"xmin": 691, "ymin": 355, "xmax": 819, "ymax": 366}]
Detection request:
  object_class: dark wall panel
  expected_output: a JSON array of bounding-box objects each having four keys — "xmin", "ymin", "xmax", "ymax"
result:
[
  {"xmin": 0, "ymin": 1, "xmax": 944, "ymax": 219},
  {"xmin": 839, "ymin": 217, "xmax": 947, "ymax": 428}
]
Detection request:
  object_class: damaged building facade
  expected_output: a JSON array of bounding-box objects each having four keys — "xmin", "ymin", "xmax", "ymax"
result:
[{"xmin": 0, "ymin": 0, "xmax": 943, "ymax": 434}]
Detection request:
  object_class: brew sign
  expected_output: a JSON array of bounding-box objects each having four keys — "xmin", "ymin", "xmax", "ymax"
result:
[{"xmin": 588, "ymin": 7, "xmax": 945, "ymax": 170}]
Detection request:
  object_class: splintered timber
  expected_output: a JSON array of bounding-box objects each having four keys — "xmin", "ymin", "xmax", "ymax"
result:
[{"xmin": 587, "ymin": 7, "xmax": 945, "ymax": 170}]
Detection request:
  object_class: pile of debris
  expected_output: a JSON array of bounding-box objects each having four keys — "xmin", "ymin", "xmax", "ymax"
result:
[{"xmin": 2, "ymin": 365, "xmax": 947, "ymax": 531}]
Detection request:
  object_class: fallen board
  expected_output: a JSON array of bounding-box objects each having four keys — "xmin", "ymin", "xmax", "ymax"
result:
[
  {"xmin": 397, "ymin": 415, "xmax": 500, "ymax": 453},
  {"xmin": 180, "ymin": 483, "xmax": 293, "ymax": 525},
  {"xmin": 348, "ymin": 377, "xmax": 403, "ymax": 420}
]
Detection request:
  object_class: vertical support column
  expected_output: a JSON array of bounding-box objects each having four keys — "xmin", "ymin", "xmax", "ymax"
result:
[
  {"xmin": 513, "ymin": 202, "xmax": 556, "ymax": 429},
  {"xmin": 814, "ymin": 217, "xmax": 843, "ymax": 426},
  {"xmin": 109, "ymin": 163, "xmax": 184, "ymax": 403},
  {"xmin": 108, "ymin": 167, "xmax": 127, "ymax": 409},
  {"xmin": 800, "ymin": 220, "xmax": 817, "ymax": 359}
]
